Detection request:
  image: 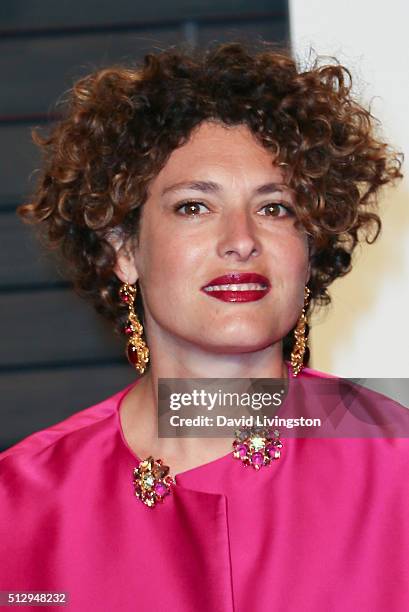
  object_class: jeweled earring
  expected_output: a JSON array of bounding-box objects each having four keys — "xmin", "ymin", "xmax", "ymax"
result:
[
  {"xmin": 119, "ymin": 282, "xmax": 150, "ymax": 375},
  {"xmin": 290, "ymin": 286, "xmax": 311, "ymax": 378}
]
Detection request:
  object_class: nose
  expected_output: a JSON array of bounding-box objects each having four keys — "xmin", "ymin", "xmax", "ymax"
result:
[{"xmin": 217, "ymin": 209, "xmax": 261, "ymax": 261}]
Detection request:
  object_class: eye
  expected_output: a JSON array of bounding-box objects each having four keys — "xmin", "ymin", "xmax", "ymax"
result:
[
  {"xmin": 175, "ymin": 200, "xmax": 210, "ymax": 216},
  {"xmin": 258, "ymin": 203, "xmax": 294, "ymax": 217}
]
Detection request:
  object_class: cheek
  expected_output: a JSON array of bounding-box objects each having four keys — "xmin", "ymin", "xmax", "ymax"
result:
[
  {"xmin": 275, "ymin": 233, "xmax": 310, "ymax": 278},
  {"xmin": 139, "ymin": 232, "xmax": 205, "ymax": 294}
]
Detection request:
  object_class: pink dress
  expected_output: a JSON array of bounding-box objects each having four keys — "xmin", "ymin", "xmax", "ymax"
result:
[{"xmin": 1, "ymin": 363, "xmax": 409, "ymax": 611}]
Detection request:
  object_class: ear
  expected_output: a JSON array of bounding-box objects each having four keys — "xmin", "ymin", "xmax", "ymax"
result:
[
  {"xmin": 305, "ymin": 234, "xmax": 314, "ymax": 285},
  {"xmin": 114, "ymin": 248, "xmax": 139, "ymax": 285},
  {"xmin": 305, "ymin": 259, "xmax": 312, "ymax": 285},
  {"xmin": 107, "ymin": 229, "xmax": 139, "ymax": 285}
]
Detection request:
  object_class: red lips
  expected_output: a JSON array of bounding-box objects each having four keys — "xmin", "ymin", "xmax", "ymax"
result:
[
  {"xmin": 202, "ymin": 272, "xmax": 270, "ymax": 288},
  {"xmin": 201, "ymin": 272, "xmax": 271, "ymax": 303}
]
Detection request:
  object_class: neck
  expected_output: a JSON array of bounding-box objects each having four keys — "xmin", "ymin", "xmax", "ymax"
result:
[{"xmin": 120, "ymin": 335, "xmax": 289, "ymax": 473}]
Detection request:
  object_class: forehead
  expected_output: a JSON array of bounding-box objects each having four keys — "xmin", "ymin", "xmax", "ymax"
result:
[{"xmin": 153, "ymin": 121, "xmax": 286, "ymax": 186}]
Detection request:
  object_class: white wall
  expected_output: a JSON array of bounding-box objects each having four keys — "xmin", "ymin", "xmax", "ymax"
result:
[{"xmin": 289, "ymin": 0, "xmax": 409, "ymax": 377}]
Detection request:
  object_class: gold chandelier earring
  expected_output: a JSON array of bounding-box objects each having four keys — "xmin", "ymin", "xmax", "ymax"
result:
[
  {"xmin": 119, "ymin": 282, "xmax": 150, "ymax": 375},
  {"xmin": 290, "ymin": 286, "xmax": 311, "ymax": 378}
]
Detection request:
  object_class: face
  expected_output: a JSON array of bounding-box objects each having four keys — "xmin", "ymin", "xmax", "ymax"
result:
[{"xmin": 116, "ymin": 121, "xmax": 310, "ymax": 354}]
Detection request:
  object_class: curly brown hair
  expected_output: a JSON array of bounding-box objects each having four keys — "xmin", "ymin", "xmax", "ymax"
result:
[{"xmin": 18, "ymin": 41, "xmax": 403, "ymax": 368}]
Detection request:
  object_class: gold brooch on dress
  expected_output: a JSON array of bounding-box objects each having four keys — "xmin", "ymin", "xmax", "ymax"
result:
[
  {"xmin": 133, "ymin": 456, "xmax": 176, "ymax": 508},
  {"xmin": 232, "ymin": 427, "xmax": 283, "ymax": 469}
]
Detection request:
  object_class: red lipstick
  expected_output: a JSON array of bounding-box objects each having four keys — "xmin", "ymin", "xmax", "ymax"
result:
[{"xmin": 201, "ymin": 272, "xmax": 271, "ymax": 303}]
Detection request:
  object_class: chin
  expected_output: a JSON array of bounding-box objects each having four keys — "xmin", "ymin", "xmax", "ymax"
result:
[{"xmin": 198, "ymin": 332, "xmax": 275, "ymax": 354}]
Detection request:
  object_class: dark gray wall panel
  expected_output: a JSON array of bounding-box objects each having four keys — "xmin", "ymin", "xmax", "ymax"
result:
[
  {"xmin": 0, "ymin": 29, "xmax": 183, "ymax": 116},
  {"xmin": 0, "ymin": 364, "xmax": 136, "ymax": 450},
  {"xmin": 0, "ymin": 20, "xmax": 287, "ymax": 116},
  {"xmin": 0, "ymin": 213, "xmax": 59, "ymax": 286},
  {"xmin": 1, "ymin": 288, "xmax": 125, "ymax": 367},
  {"xmin": 1, "ymin": 1, "xmax": 285, "ymax": 31},
  {"xmin": 0, "ymin": 125, "xmax": 39, "ymax": 205},
  {"xmin": 199, "ymin": 20, "xmax": 288, "ymax": 48}
]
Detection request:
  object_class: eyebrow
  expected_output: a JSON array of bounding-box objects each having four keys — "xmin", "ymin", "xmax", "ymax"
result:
[{"xmin": 161, "ymin": 180, "xmax": 289, "ymax": 196}]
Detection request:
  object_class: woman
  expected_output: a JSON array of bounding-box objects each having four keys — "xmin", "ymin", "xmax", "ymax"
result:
[{"xmin": 0, "ymin": 42, "xmax": 407, "ymax": 610}]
